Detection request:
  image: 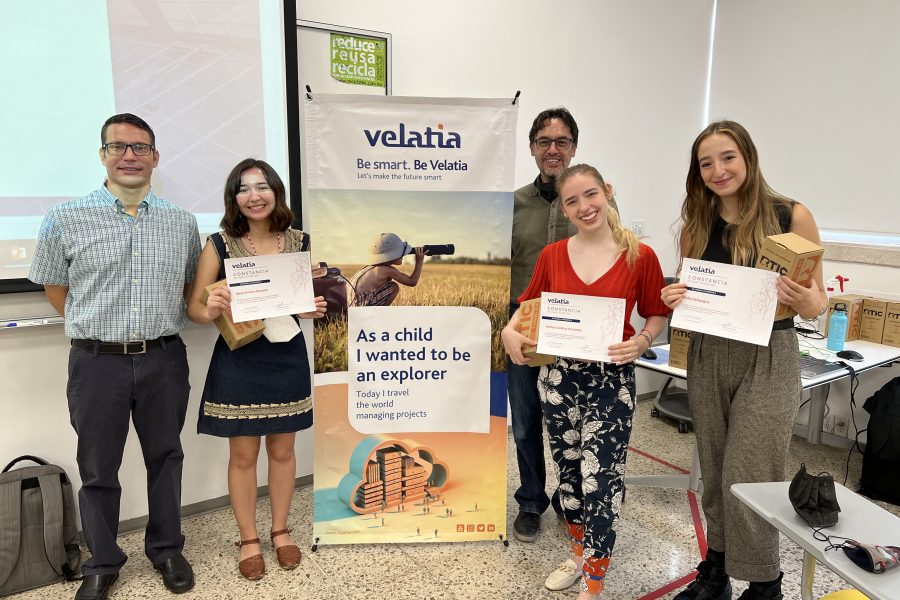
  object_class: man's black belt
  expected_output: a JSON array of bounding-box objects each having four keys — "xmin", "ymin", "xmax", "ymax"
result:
[{"xmin": 71, "ymin": 335, "xmax": 180, "ymax": 355}]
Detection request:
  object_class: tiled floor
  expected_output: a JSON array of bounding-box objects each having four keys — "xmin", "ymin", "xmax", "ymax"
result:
[{"xmin": 11, "ymin": 396, "xmax": 898, "ymax": 599}]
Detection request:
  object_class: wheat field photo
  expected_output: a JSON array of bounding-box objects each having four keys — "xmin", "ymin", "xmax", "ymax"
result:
[{"xmin": 313, "ymin": 262, "xmax": 510, "ymax": 373}]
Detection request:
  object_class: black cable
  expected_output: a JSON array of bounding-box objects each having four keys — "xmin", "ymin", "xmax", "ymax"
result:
[
  {"xmin": 837, "ymin": 361, "xmax": 864, "ymax": 486},
  {"xmin": 795, "ymin": 323, "xmax": 824, "ymax": 339}
]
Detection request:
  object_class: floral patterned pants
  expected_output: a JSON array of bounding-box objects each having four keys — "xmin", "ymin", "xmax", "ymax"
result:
[{"xmin": 538, "ymin": 357, "xmax": 636, "ymax": 593}]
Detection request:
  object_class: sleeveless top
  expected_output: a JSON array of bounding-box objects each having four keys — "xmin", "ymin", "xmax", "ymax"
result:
[
  {"xmin": 197, "ymin": 228, "xmax": 313, "ymax": 437},
  {"xmin": 700, "ymin": 201, "xmax": 795, "ymax": 330}
]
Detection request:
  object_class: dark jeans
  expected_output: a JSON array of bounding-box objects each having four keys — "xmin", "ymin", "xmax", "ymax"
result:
[
  {"xmin": 67, "ymin": 337, "xmax": 190, "ymax": 575},
  {"xmin": 507, "ymin": 302, "xmax": 558, "ymax": 515}
]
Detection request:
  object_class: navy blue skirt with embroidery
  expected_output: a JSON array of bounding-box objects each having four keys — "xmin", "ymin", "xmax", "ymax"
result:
[{"xmin": 198, "ymin": 330, "xmax": 313, "ymax": 437}]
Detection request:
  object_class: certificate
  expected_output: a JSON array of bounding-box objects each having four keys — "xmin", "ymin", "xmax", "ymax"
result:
[
  {"xmin": 224, "ymin": 252, "xmax": 316, "ymax": 322},
  {"xmin": 536, "ymin": 292, "xmax": 625, "ymax": 363},
  {"xmin": 671, "ymin": 258, "xmax": 778, "ymax": 346}
]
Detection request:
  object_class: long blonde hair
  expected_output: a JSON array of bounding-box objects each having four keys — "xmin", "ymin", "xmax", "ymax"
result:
[
  {"xmin": 680, "ymin": 121, "xmax": 793, "ymax": 266},
  {"xmin": 556, "ymin": 164, "xmax": 640, "ymax": 267}
]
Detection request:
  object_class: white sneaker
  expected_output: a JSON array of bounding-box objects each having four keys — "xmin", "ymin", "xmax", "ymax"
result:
[{"xmin": 544, "ymin": 558, "xmax": 582, "ymax": 590}]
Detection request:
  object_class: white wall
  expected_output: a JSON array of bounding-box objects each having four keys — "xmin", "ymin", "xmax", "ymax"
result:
[{"xmin": 709, "ymin": 0, "xmax": 900, "ymax": 234}]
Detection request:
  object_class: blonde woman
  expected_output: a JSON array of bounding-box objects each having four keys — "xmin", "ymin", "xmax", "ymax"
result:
[{"xmin": 502, "ymin": 164, "xmax": 668, "ymax": 598}]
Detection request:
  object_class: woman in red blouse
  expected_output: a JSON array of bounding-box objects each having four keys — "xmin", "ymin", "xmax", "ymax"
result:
[{"xmin": 502, "ymin": 164, "xmax": 669, "ymax": 599}]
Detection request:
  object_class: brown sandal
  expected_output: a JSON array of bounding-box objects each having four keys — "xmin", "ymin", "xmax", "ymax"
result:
[
  {"xmin": 270, "ymin": 528, "xmax": 301, "ymax": 570},
  {"xmin": 235, "ymin": 538, "xmax": 265, "ymax": 580}
]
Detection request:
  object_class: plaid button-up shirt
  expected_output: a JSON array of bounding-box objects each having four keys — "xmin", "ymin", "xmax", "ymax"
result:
[{"xmin": 29, "ymin": 184, "xmax": 201, "ymax": 342}]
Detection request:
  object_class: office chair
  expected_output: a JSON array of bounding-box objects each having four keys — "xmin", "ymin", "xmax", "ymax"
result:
[{"xmin": 649, "ymin": 277, "xmax": 692, "ymax": 433}]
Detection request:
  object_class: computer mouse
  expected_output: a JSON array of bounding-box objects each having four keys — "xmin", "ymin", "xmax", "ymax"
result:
[
  {"xmin": 836, "ymin": 350, "xmax": 863, "ymax": 362},
  {"xmin": 641, "ymin": 348, "xmax": 657, "ymax": 360}
]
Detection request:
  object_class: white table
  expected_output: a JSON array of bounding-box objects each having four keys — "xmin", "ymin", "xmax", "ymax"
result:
[
  {"xmin": 791, "ymin": 338, "xmax": 900, "ymax": 445},
  {"xmin": 636, "ymin": 338, "xmax": 900, "ymax": 446},
  {"xmin": 731, "ymin": 481, "xmax": 900, "ymax": 600}
]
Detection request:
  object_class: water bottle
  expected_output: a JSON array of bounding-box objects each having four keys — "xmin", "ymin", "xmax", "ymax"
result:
[{"xmin": 826, "ymin": 302, "xmax": 848, "ymax": 352}]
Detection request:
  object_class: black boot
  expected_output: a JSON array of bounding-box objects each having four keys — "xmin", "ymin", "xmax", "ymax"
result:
[
  {"xmin": 674, "ymin": 549, "xmax": 732, "ymax": 600},
  {"xmin": 737, "ymin": 572, "xmax": 783, "ymax": 600}
]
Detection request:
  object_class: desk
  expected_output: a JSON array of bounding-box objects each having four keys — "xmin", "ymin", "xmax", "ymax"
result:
[
  {"xmin": 731, "ymin": 481, "xmax": 900, "ymax": 600},
  {"xmin": 636, "ymin": 338, "xmax": 900, "ymax": 446},
  {"xmin": 792, "ymin": 338, "xmax": 900, "ymax": 445}
]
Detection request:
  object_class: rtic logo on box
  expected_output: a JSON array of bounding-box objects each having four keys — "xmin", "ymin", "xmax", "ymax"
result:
[
  {"xmin": 888, "ymin": 309, "xmax": 900, "ymax": 321},
  {"xmin": 689, "ymin": 265, "xmax": 716, "ymax": 274},
  {"xmin": 672, "ymin": 329, "xmax": 691, "ymax": 339},
  {"xmin": 864, "ymin": 308, "xmax": 884, "ymax": 317},
  {"xmin": 519, "ymin": 300, "xmax": 539, "ymax": 336},
  {"xmin": 364, "ymin": 123, "xmax": 461, "ymax": 148},
  {"xmin": 758, "ymin": 256, "xmax": 788, "ymax": 275},
  {"xmin": 548, "ymin": 298, "xmax": 570, "ymax": 304}
]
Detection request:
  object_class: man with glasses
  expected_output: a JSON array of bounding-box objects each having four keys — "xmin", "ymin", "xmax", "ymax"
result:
[
  {"xmin": 30, "ymin": 113, "xmax": 201, "ymax": 600},
  {"xmin": 509, "ymin": 108, "xmax": 618, "ymax": 543}
]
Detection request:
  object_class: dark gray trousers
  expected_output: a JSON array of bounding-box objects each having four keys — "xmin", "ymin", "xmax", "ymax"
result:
[
  {"xmin": 66, "ymin": 337, "xmax": 190, "ymax": 575},
  {"xmin": 687, "ymin": 328, "xmax": 800, "ymax": 582}
]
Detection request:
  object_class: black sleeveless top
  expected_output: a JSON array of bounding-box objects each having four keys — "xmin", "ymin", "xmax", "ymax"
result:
[{"xmin": 700, "ymin": 201, "xmax": 795, "ymax": 330}]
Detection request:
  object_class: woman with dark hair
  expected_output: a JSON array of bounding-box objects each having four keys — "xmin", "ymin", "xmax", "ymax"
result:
[
  {"xmin": 503, "ymin": 164, "xmax": 669, "ymax": 599},
  {"xmin": 662, "ymin": 121, "xmax": 826, "ymax": 600},
  {"xmin": 187, "ymin": 159, "xmax": 326, "ymax": 580}
]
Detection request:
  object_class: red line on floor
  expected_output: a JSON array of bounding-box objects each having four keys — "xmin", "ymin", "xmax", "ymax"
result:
[
  {"xmin": 637, "ymin": 571, "xmax": 699, "ymax": 600},
  {"xmin": 688, "ymin": 489, "xmax": 707, "ymax": 557},
  {"xmin": 629, "ymin": 478, "xmax": 708, "ymax": 599},
  {"xmin": 627, "ymin": 445, "xmax": 690, "ymax": 474}
]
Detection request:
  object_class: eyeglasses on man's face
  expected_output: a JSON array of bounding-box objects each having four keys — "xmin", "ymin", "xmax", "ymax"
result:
[
  {"xmin": 102, "ymin": 142, "xmax": 155, "ymax": 156},
  {"xmin": 532, "ymin": 137, "xmax": 574, "ymax": 151}
]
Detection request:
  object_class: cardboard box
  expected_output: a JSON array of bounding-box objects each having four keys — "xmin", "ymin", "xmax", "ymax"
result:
[
  {"xmin": 202, "ymin": 279, "xmax": 265, "ymax": 350},
  {"xmin": 859, "ymin": 298, "xmax": 888, "ymax": 344},
  {"xmin": 668, "ymin": 327, "xmax": 692, "ymax": 370},
  {"xmin": 516, "ymin": 298, "xmax": 555, "ymax": 367},
  {"xmin": 823, "ymin": 294, "xmax": 866, "ymax": 341},
  {"xmin": 882, "ymin": 302, "xmax": 900, "ymax": 348},
  {"xmin": 754, "ymin": 232, "xmax": 824, "ymax": 320}
]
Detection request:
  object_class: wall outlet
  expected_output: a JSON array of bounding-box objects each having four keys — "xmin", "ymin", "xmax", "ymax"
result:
[
  {"xmin": 630, "ymin": 220, "xmax": 644, "ymax": 236},
  {"xmin": 822, "ymin": 414, "xmax": 835, "ymax": 434},
  {"xmin": 833, "ymin": 416, "xmax": 848, "ymax": 437}
]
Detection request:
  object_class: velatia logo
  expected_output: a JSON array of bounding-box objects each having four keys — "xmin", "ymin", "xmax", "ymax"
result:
[
  {"xmin": 364, "ymin": 123, "xmax": 461, "ymax": 148},
  {"xmin": 689, "ymin": 265, "xmax": 715, "ymax": 274}
]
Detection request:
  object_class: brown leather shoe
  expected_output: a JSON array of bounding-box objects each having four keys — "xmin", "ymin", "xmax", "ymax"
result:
[
  {"xmin": 235, "ymin": 538, "xmax": 265, "ymax": 580},
  {"xmin": 271, "ymin": 528, "xmax": 301, "ymax": 570}
]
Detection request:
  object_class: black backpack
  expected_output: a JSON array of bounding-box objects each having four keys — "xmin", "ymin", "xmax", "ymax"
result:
[
  {"xmin": 859, "ymin": 377, "xmax": 900, "ymax": 505},
  {"xmin": 0, "ymin": 455, "xmax": 82, "ymax": 596}
]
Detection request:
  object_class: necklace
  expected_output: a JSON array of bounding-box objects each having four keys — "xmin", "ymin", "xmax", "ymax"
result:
[{"xmin": 245, "ymin": 231, "xmax": 283, "ymax": 255}]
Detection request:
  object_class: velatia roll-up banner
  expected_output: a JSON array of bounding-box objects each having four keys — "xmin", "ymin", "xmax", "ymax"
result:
[{"xmin": 306, "ymin": 94, "xmax": 517, "ymax": 545}]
